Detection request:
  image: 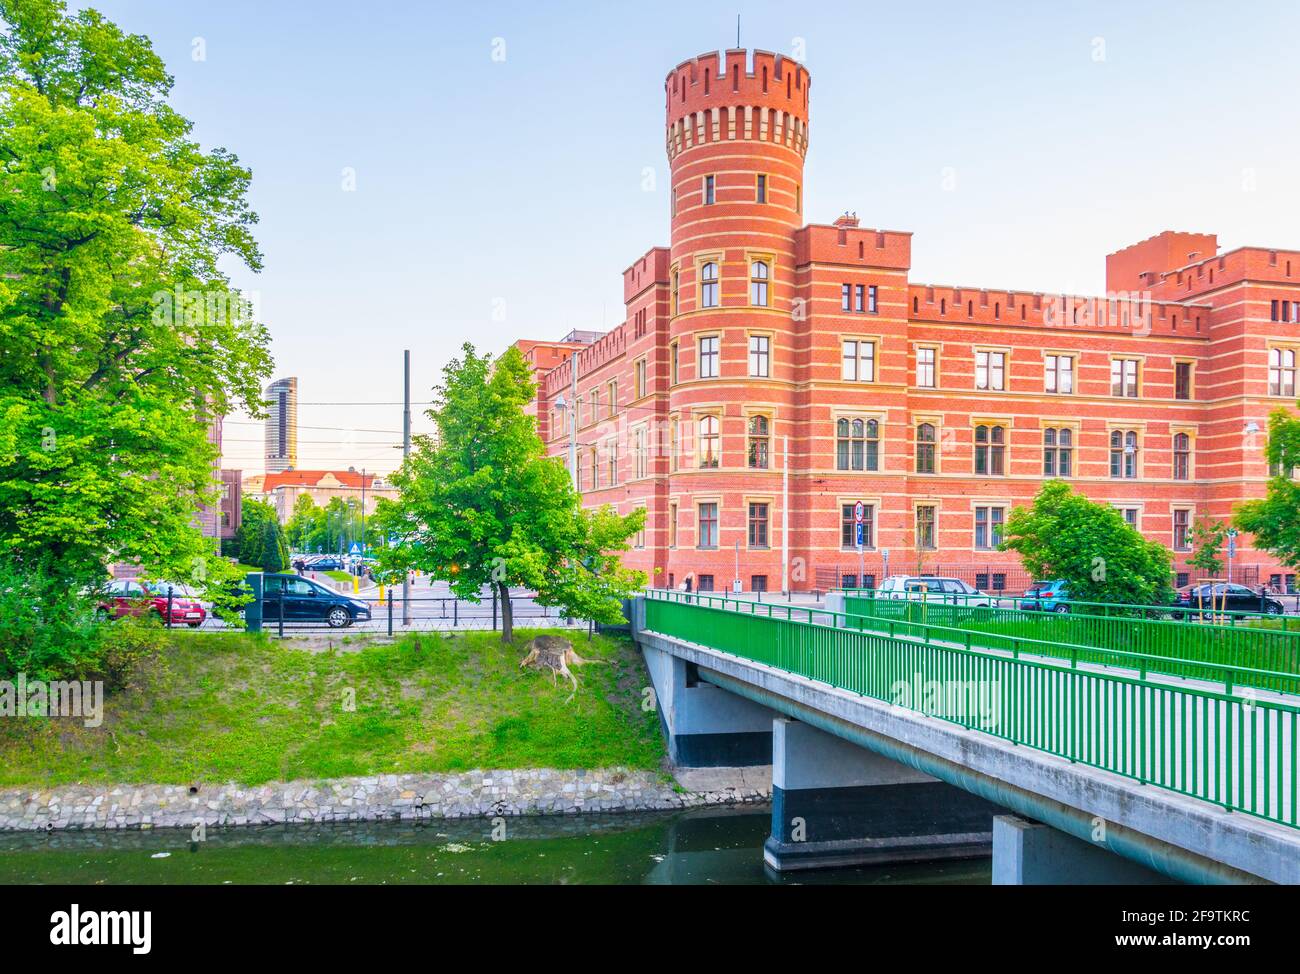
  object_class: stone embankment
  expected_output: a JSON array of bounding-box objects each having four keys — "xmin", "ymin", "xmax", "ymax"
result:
[{"xmin": 0, "ymin": 767, "xmax": 772, "ymax": 832}]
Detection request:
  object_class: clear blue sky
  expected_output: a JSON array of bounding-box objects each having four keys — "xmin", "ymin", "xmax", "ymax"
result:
[{"xmin": 77, "ymin": 0, "xmax": 1300, "ymax": 473}]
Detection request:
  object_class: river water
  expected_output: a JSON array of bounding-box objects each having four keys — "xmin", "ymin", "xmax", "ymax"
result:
[{"xmin": 0, "ymin": 804, "xmax": 990, "ymax": 885}]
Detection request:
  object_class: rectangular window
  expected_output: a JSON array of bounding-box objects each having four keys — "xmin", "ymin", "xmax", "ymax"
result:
[
  {"xmin": 1173, "ymin": 509, "xmax": 1191, "ymax": 551},
  {"xmin": 854, "ymin": 284, "xmax": 864, "ymax": 312},
  {"xmin": 840, "ymin": 503, "xmax": 874, "ymax": 549},
  {"xmin": 1044, "ymin": 354, "xmax": 1074, "ymax": 394},
  {"xmin": 669, "ymin": 502, "xmax": 678, "ymax": 548},
  {"xmin": 750, "ymin": 575, "xmax": 768, "ymax": 593},
  {"xmin": 633, "ymin": 427, "xmax": 646, "ymax": 479},
  {"xmin": 1111, "ymin": 358, "xmax": 1139, "ymax": 397},
  {"xmin": 697, "ymin": 574, "xmax": 714, "ymax": 592},
  {"xmin": 976, "ymin": 350, "xmax": 1006, "ymax": 391},
  {"xmin": 704, "ymin": 174, "xmax": 715, "ymax": 205},
  {"xmin": 1175, "ymin": 361, "xmax": 1192, "ymax": 400},
  {"xmin": 916, "ymin": 347, "xmax": 936, "ymax": 388},
  {"xmin": 748, "ymin": 503, "xmax": 769, "ymax": 548},
  {"xmin": 974, "ymin": 507, "xmax": 1004, "ymax": 550},
  {"xmin": 669, "ymin": 343, "xmax": 679, "ymax": 386},
  {"xmin": 841, "ymin": 283, "xmax": 851, "ymax": 312},
  {"xmin": 1269, "ymin": 348, "xmax": 1297, "ymax": 397},
  {"xmin": 670, "ymin": 187, "xmax": 677, "ymax": 217},
  {"xmin": 635, "ymin": 358, "xmax": 647, "ymax": 399},
  {"xmin": 756, "ymin": 174, "xmax": 767, "ymax": 203},
  {"xmin": 698, "ymin": 336, "xmax": 719, "ymax": 378},
  {"xmin": 868, "ymin": 285, "xmax": 878, "ymax": 314},
  {"xmin": 748, "ymin": 335, "xmax": 770, "ymax": 377},
  {"xmin": 916, "ymin": 505, "xmax": 936, "ymax": 550},
  {"xmin": 607, "ymin": 380, "xmax": 617, "ymax": 417},
  {"xmin": 841, "ymin": 339, "xmax": 875, "ymax": 382},
  {"xmin": 697, "ymin": 502, "xmax": 718, "ymax": 549}
]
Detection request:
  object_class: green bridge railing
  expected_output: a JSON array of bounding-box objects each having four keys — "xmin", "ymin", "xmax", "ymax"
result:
[
  {"xmin": 842, "ymin": 593, "xmax": 1300, "ymax": 685},
  {"xmin": 642, "ymin": 592, "xmax": 1300, "ymax": 830},
  {"xmin": 650, "ymin": 590, "xmax": 1300, "ymax": 693}
]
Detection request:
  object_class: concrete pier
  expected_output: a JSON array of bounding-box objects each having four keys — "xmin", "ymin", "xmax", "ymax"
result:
[
  {"xmin": 992, "ymin": 815, "xmax": 1171, "ymax": 885},
  {"xmin": 641, "ymin": 643, "xmax": 774, "ymax": 766},
  {"xmin": 764, "ymin": 717, "xmax": 1003, "ymax": 871}
]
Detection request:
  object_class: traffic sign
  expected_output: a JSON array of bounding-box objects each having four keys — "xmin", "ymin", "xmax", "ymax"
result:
[
  {"xmin": 855, "ymin": 522, "xmax": 864, "ymax": 548},
  {"xmin": 854, "ymin": 501, "xmax": 865, "ymax": 524},
  {"xmin": 348, "ymin": 542, "xmax": 361, "ymax": 556}
]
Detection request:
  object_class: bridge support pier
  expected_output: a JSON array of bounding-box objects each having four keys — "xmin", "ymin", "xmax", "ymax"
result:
[
  {"xmin": 641, "ymin": 644, "xmax": 775, "ymax": 766},
  {"xmin": 764, "ymin": 716, "xmax": 1002, "ymax": 871},
  {"xmin": 992, "ymin": 815, "xmax": 1171, "ymax": 885}
]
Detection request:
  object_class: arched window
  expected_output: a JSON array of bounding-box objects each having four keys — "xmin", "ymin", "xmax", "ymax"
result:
[
  {"xmin": 836, "ymin": 417, "xmax": 879, "ymax": 471},
  {"xmin": 1110, "ymin": 430, "xmax": 1139, "ymax": 479},
  {"xmin": 750, "ymin": 260, "xmax": 769, "ymax": 306},
  {"xmin": 700, "ymin": 262, "xmax": 719, "ymax": 308},
  {"xmin": 916, "ymin": 423, "xmax": 936, "ymax": 474},
  {"xmin": 747, "ymin": 415, "xmax": 770, "ymax": 469},
  {"xmin": 1043, "ymin": 427, "xmax": 1072, "ymax": 477},
  {"xmin": 698, "ymin": 415, "xmax": 720, "ymax": 468},
  {"xmin": 1173, "ymin": 432, "xmax": 1191, "ymax": 480},
  {"xmin": 974, "ymin": 424, "xmax": 1006, "ymax": 476}
]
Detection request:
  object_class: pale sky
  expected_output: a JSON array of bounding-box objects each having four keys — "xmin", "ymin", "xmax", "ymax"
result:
[{"xmin": 76, "ymin": 0, "xmax": 1300, "ymax": 474}]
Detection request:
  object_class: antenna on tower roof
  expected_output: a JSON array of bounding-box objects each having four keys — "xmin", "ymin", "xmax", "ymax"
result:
[{"xmin": 737, "ymin": 14, "xmax": 741, "ymax": 48}]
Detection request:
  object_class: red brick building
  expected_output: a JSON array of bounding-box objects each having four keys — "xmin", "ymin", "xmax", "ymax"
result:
[{"xmin": 514, "ymin": 49, "xmax": 1300, "ymax": 596}]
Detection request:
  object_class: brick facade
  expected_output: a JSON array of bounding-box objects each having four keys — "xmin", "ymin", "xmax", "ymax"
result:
[{"xmin": 514, "ymin": 49, "xmax": 1300, "ymax": 595}]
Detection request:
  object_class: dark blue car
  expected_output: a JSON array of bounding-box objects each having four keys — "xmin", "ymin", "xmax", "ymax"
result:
[{"xmin": 261, "ymin": 574, "xmax": 371, "ymax": 628}]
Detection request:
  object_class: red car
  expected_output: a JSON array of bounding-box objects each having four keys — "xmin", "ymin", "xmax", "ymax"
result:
[{"xmin": 97, "ymin": 580, "xmax": 208, "ymax": 627}]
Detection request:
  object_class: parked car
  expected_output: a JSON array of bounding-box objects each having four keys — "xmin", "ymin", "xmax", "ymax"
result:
[
  {"xmin": 1175, "ymin": 583, "xmax": 1283, "ymax": 617},
  {"xmin": 96, "ymin": 579, "xmax": 208, "ymax": 627},
  {"xmin": 875, "ymin": 575, "xmax": 993, "ymax": 607},
  {"xmin": 1020, "ymin": 580, "xmax": 1071, "ymax": 613},
  {"xmin": 260, "ymin": 574, "xmax": 371, "ymax": 628},
  {"xmin": 307, "ymin": 557, "xmax": 344, "ymax": 572}
]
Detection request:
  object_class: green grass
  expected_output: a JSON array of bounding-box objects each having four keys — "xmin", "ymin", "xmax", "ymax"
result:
[
  {"xmin": 0, "ymin": 629, "xmax": 665, "ymax": 789},
  {"xmin": 322, "ymin": 570, "xmax": 354, "ymax": 582}
]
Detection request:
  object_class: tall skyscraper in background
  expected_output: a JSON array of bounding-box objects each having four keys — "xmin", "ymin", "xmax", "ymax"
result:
[{"xmin": 264, "ymin": 377, "xmax": 299, "ymax": 473}]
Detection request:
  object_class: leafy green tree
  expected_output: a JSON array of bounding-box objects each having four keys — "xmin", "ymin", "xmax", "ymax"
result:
[
  {"xmin": 286, "ymin": 493, "xmax": 321, "ymax": 551},
  {"xmin": 0, "ymin": 0, "xmax": 271, "ymax": 604},
  {"xmin": 1000, "ymin": 480, "xmax": 1175, "ymax": 607},
  {"xmin": 1187, "ymin": 515, "xmax": 1228, "ymax": 580},
  {"xmin": 376, "ymin": 343, "xmax": 645, "ymax": 642},
  {"xmin": 1235, "ymin": 407, "xmax": 1300, "ymax": 573}
]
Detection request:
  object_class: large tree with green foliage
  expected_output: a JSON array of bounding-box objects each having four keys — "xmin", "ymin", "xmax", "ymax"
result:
[
  {"xmin": 1235, "ymin": 407, "xmax": 1300, "ymax": 573},
  {"xmin": 0, "ymin": 0, "xmax": 271, "ymax": 601},
  {"xmin": 1000, "ymin": 480, "xmax": 1175, "ymax": 606},
  {"xmin": 234, "ymin": 498, "xmax": 287, "ymax": 572},
  {"xmin": 375, "ymin": 343, "xmax": 645, "ymax": 642}
]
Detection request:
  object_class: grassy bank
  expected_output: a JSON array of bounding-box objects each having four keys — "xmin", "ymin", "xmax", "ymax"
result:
[{"xmin": 0, "ymin": 629, "xmax": 664, "ymax": 789}]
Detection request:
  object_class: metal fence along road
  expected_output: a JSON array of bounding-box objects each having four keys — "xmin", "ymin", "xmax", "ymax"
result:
[
  {"xmin": 186, "ymin": 596, "xmax": 587, "ymax": 636},
  {"xmin": 643, "ymin": 592, "xmax": 1300, "ymax": 830}
]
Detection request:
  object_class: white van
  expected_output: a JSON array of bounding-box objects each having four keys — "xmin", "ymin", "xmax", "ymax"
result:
[{"xmin": 874, "ymin": 575, "xmax": 992, "ymax": 607}]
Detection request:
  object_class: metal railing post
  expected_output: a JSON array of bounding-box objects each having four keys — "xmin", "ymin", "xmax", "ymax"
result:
[{"xmin": 387, "ymin": 590, "xmax": 393, "ymax": 637}]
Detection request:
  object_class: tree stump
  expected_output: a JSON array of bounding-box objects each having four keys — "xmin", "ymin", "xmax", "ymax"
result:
[{"xmin": 519, "ymin": 635, "xmax": 600, "ymax": 702}]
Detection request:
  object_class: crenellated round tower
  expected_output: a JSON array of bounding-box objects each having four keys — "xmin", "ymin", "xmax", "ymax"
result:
[{"xmin": 664, "ymin": 49, "xmax": 810, "ymax": 338}]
